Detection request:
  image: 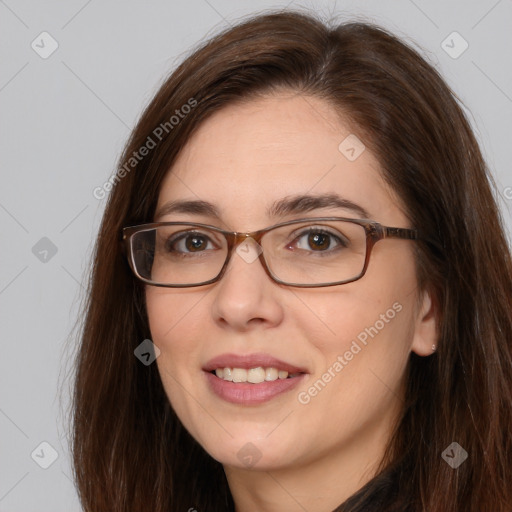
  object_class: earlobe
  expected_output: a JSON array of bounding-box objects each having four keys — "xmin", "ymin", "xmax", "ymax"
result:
[{"xmin": 411, "ymin": 288, "xmax": 439, "ymax": 357}]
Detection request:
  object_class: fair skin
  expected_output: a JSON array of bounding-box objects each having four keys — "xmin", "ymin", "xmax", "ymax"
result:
[{"xmin": 146, "ymin": 90, "xmax": 437, "ymax": 512}]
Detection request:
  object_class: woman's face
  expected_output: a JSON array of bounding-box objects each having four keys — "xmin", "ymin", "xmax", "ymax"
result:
[{"xmin": 146, "ymin": 90, "xmax": 436, "ymax": 475}]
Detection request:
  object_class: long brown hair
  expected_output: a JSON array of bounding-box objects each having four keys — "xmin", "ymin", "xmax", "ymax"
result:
[{"xmin": 67, "ymin": 9, "xmax": 512, "ymax": 511}]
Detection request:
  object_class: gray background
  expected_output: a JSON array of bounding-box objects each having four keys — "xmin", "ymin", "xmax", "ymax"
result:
[{"xmin": 0, "ymin": 0, "xmax": 510, "ymax": 510}]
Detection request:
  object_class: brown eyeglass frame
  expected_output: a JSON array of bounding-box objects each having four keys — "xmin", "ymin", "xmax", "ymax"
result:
[{"xmin": 121, "ymin": 216, "xmax": 419, "ymax": 288}]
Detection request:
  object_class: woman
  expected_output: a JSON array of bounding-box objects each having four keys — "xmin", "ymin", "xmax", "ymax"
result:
[{"xmin": 70, "ymin": 10, "xmax": 512, "ymax": 511}]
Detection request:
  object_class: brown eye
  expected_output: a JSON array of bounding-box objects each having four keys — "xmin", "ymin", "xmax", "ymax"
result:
[
  {"xmin": 307, "ymin": 232, "xmax": 330, "ymax": 251},
  {"xmin": 289, "ymin": 227, "xmax": 348, "ymax": 254},
  {"xmin": 185, "ymin": 235, "xmax": 208, "ymax": 252},
  {"xmin": 166, "ymin": 232, "xmax": 214, "ymax": 253}
]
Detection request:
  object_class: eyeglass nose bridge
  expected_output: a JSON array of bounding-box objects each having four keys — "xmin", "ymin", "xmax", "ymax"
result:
[
  {"xmin": 223, "ymin": 224, "xmax": 270, "ymax": 251},
  {"xmin": 218, "ymin": 229, "xmax": 277, "ymax": 283},
  {"xmin": 228, "ymin": 228, "xmax": 266, "ymax": 244}
]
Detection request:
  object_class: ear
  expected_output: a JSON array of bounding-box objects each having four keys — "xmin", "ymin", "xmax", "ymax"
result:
[{"xmin": 411, "ymin": 287, "xmax": 439, "ymax": 357}]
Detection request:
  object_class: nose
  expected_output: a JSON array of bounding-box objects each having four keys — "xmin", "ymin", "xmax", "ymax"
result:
[{"xmin": 210, "ymin": 238, "xmax": 285, "ymax": 331}]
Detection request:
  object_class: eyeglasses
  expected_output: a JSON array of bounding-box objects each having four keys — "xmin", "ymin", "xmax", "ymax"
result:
[{"xmin": 122, "ymin": 217, "xmax": 418, "ymax": 288}]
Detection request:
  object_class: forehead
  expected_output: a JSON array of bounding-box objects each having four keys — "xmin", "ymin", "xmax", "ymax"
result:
[{"xmin": 156, "ymin": 92, "xmax": 400, "ymax": 227}]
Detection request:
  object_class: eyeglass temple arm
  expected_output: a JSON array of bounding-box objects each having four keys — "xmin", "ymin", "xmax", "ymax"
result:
[
  {"xmin": 382, "ymin": 227, "xmax": 419, "ymax": 240},
  {"xmin": 384, "ymin": 226, "xmax": 447, "ymax": 259}
]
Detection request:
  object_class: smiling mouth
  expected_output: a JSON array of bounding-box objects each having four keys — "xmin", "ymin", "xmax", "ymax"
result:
[{"xmin": 210, "ymin": 367, "xmax": 304, "ymax": 383}]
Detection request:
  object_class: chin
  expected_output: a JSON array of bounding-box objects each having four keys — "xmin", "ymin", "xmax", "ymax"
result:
[{"xmin": 196, "ymin": 430, "xmax": 298, "ymax": 471}]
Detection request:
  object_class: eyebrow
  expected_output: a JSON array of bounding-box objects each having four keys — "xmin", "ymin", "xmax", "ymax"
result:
[{"xmin": 154, "ymin": 193, "xmax": 371, "ymax": 222}]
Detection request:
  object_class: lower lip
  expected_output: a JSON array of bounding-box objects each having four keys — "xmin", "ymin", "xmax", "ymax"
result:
[{"xmin": 204, "ymin": 371, "xmax": 306, "ymax": 405}]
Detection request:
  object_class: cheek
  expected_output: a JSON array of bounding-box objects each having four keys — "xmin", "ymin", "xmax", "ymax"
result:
[
  {"xmin": 292, "ymin": 248, "xmax": 418, "ymax": 400},
  {"xmin": 293, "ymin": 296, "xmax": 415, "ymax": 438},
  {"xmin": 145, "ymin": 289, "xmax": 209, "ymax": 434},
  {"xmin": 296, "ymin": 288, "xmax": 412, "ymax": 360},
  {"xmin": 145, "ymin": 288, "xmax": 208, "ymax": 346},
  {"xmin": 145, "ymin": 288, "xmax": 208, "ymax": 392}
]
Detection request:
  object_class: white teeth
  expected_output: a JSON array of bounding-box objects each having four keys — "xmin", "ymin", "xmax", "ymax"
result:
[
  {"xmin": 265, "ymin": 367, "xmax": 278, "ymax": 381},
  {"xmin": 213, "ymin": 366, "xmax": 297, "ymax": 383},
  {"xmin": 232, "ymin": 368, "xmax": 247, "ymax": 383},
  {"xmin": 247, "ymin": 367, "xmax": 266, "ymax": 383}
]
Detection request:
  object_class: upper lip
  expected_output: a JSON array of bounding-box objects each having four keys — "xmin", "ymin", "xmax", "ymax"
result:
[{"xmin": 203, "ymin": 353, "xmax": 308, "ymax": 373}]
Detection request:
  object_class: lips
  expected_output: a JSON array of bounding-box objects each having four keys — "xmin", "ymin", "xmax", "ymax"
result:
[{"xmin": 202, "ymin": 353, "xmax": 308, "ymax": 405}]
